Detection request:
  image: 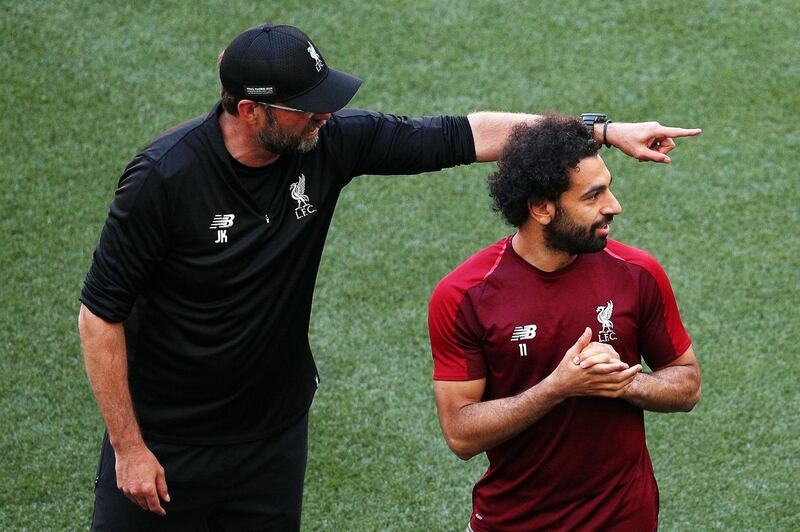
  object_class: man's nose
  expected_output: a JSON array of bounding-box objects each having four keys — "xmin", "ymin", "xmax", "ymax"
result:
[{"xmin": 605, "ymin": 192, "xmax": 622, "ymax": 215}]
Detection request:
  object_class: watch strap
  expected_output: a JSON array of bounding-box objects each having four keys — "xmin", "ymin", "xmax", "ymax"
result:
[{"xmin": 580, "ymin": 113, "xmax": 609, "ymax": 144}]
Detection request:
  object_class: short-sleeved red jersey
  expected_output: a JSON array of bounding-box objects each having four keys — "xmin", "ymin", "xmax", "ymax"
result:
[{"xmin": 429, "ymin": 237, "xmax": 691, "ymax": 532}]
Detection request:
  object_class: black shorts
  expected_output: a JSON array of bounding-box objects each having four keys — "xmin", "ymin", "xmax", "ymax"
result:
[{"xmin": 91, "ymin": 412, "xmax": 308, "ymax": 531}]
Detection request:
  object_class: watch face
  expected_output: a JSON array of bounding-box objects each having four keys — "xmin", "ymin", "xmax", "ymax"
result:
[{"xmin": 583, "ymin": 113, "xmax": 608, "ymax": 124}]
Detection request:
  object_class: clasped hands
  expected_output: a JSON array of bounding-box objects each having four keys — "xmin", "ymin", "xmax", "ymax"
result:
[{"xmin": 551, "ymin": 327, "xmax": 641, "ymax": 399}]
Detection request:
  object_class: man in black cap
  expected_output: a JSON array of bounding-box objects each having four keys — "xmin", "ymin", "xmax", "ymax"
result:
[{"xmin": 78, "ymin": 23, "xmax": 701, "ymax": 530}]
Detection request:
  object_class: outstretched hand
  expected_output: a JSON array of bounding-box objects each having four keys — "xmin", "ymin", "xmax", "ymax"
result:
[{"xmin": 606, "ymin": 122, "xmax": 702, "ymax": 163}]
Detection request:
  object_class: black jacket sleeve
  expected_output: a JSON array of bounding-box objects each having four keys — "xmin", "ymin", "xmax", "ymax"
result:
[
  {"xmin": 80, "ymin": 155, "xmax": 170, "ymax": 322},
  {"xmin": 324, "ymin": 110, "xmax": 476, "ymax": 181}
]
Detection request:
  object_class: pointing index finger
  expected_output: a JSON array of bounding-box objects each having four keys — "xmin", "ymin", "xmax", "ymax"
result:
[{"xmin": 657, "ymin": 127, "xmax": 703, "ymax": 139}]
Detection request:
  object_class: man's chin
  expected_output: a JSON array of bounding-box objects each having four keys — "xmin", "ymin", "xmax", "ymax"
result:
[
  {"xmin": 589, "ymin": 235, "xmax": 609, "ymax": 252},
  {"xmin": 297, "ymin": 134, "xmax": 319, "ymax": 153},
  {"xmin": 574, "ymin": 236, "xmax": 608, "ymax": 255}
]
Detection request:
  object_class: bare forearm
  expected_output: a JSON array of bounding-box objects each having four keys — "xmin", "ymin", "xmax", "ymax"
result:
[
  {"xmin": 78, "ymin": 304, "xmax": 144, "ymax": 451},
  {"xmin": 468, "ymin": 112, "xmax": 542, "ymax": 162},
  {"xmin": 469, "ymin": 113, "xmax": 702, "ymax": 164},
  {"xmin": 622, "ymin": 366, "xmax": 701, "ymax": 412},
  {"xmin": 439, "ymin": 377, "xmax": 563, "ymax": 460}
]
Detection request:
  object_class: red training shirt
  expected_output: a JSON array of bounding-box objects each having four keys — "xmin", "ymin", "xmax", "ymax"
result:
[{"xmin": 429, "ymin": 237, "xmax": 691, "ymax": 532}]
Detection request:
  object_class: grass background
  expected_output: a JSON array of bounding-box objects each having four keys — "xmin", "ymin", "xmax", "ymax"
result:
[{"xmin": 2, "ymin": 0, "xmax": 798, "ymax": 529}]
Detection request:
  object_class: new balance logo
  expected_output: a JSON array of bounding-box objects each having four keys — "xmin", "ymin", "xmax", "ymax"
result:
[
  {"xmin": 209, "ymin": 214, "xmax": 235, "ymax": 229},
  {"xmin": 510, "ymin": 324, "xmax": 537, "ymax": 341},
  {"xmin": 210, "ymin": 214, "xmax": 235, "ymax": 244}
]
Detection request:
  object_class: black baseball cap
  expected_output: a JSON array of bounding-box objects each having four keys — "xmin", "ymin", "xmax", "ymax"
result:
[{"xmin": 219, "ymin": 24, "xmax": 362, "ymax": 114}]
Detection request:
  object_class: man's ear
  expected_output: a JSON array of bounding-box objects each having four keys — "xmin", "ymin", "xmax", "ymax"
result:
[
  {"xmin": 528, "ymin": 200, "xmax": 556, "ymax": 225},
  {"xmin": 237, "ymin": 100, "xmax": 261, "ymax": 123}
]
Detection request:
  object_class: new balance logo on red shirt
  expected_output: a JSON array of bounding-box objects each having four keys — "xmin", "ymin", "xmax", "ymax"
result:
[
  {"xmin": 510, "ymin": 324, "xmax": 537, "ymax": 341},
  {"xmin": 511, "ymin": 324, "xmax": 537, "ymax": 357}
]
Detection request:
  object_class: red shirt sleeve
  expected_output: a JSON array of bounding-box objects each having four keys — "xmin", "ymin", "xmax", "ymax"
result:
[
  {"xmin": 635, "ymin": 254, "xmax": 692, "ymax": 368},
  {"xmin": 428, "ymin": 278, "xmax": 487, "ymax": 381},
  {"xmin": 605, "ymin": 240, "xmax": 691, "ymax": 368},
  {"xmin": 428, "ymin": 240, "xmax": 508, "ymax": 381}
]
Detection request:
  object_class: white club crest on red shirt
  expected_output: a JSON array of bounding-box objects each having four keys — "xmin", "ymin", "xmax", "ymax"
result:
[{"xmin": 596, "ymin": 300, "xmax": 617, "ymax": 342}]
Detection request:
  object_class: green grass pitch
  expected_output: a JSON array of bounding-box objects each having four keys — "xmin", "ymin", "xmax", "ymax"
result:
[{"xmin": 1, "ymin": 0, "xmax": 798, "ymax": 529}]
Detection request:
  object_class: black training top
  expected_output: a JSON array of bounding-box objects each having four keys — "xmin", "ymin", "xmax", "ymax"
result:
[{"xmin": 81, "ymin": 102, "xmax": 476, "ymax": 445}]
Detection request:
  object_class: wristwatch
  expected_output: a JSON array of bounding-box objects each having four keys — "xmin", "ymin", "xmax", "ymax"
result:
[{"xmin": 580, "ymin": 113, "xmax": 611, "ymax": 147}]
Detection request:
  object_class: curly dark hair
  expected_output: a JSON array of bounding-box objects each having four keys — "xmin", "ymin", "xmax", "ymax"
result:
[{"xmin": 488, "ymin": 115, "xmax": 599, "ymax": 227}]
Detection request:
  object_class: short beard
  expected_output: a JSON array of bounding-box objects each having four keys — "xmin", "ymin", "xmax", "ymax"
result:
[
  {"xmin": 544, "ymin": 202, "xmax": 612, "ymax": 254},
  {"xmin": 256, "ymin": 108, "xmax": 321, "ymax": 154}
]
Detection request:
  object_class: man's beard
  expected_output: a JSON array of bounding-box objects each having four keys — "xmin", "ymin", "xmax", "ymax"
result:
[
  {"xmin": 256, "ymin": 111, "xmax": 322, "ymax": 154},
  {"xmin": 544, "ymin": 202, "xmax": 613, "ymax": 254}
]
